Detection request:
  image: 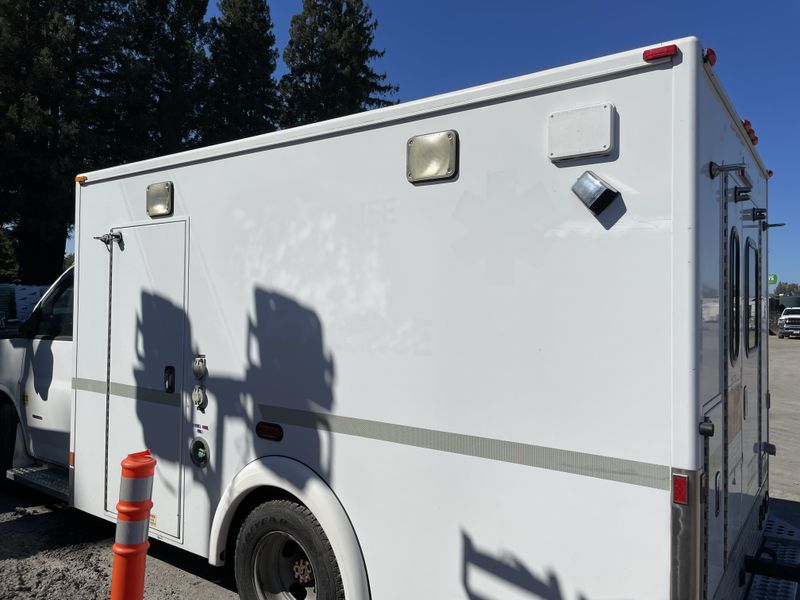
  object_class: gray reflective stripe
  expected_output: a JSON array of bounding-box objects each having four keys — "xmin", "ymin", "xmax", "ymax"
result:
[
  {"xmin": 73, "ymin": 377, "xmax": 105, "ymax": 395},
  {"xmin": 72, "ymin": 377, "xmax": 180, "ymax": 408},
  {"xmin": 115, "ymin": 519, "xmax": 150, "ymax": 545},
  {"xmin": 259, "ymin": 404, "xmax": 671, "ymax": 491},
  {"xmin": 119, "ymin": 476, "xmax": 153, "ymax": 503}
]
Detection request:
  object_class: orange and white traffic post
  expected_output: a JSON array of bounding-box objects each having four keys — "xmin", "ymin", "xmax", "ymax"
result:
[{"xmin": 110, "ymin": 449, "xmax": 156, "ymax": 600}]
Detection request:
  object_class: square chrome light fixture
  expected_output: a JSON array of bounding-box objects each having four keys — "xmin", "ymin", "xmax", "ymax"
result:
[
  {"xmin": 406, "ymin": 130, "xmax": 459, "ymax": 183},
  {"xmin": 571, "ymin": 171, "xmax": 619, "ymax": 215},
  {"xmin": 146, "ymin": 181, "xmax": 174, "ymax": 217}
]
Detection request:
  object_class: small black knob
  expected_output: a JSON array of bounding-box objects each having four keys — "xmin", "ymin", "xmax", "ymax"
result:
[
  {"xmin": 164, "ymin": 365, "xmax": 175, "ymax": 394},
  {"xmin": 699, "ymin": 420, "xmax": 715, "ymax": 437}
]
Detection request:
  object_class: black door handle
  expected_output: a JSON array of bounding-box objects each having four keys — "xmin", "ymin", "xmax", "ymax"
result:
[{"xmin": 164, "ymin": 366, "xmax": 175, "ymax": 393}]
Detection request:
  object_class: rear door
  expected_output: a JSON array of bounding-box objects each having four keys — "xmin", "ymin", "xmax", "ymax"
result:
[
  {"xmin": 741, "ymin": 234, "xmax": 761, "ymax": 513},
  {"xmin": 104, "ymin": 220, "xmax": 187, "ymax": 539},
  {"xmin": 705, "ymin": 167, "xmax": 749, "ymax": 597}
]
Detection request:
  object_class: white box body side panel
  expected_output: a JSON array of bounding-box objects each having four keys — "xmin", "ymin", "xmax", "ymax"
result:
[{"xmin": 69, "ymin": 38, "xmax": 734, "ymax": 599}]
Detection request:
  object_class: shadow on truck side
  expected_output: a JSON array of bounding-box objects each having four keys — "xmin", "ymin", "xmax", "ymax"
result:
[
  {"xmin": 131, "ymin": 286, "xmax": 336, "ymax": 527},
  {"xmin": 462, "ymin": 531, "xmax": 590, "ymax": 600}
]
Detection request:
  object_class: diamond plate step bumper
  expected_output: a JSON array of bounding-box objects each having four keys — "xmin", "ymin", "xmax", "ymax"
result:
[
  {"xmin": 6, "ymin": 464, "xmax": 69, "ymax": 502},
  {"xmin": 748, "ymin": 516, "xmax": 800, "ymax": 600}
]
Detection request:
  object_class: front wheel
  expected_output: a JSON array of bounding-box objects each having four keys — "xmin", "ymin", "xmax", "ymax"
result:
[{"xmin": 235, "ymin": 499, "xmax": 344, "ymax": 600}]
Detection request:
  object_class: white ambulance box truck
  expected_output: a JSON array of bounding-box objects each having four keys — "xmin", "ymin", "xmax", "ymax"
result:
[{"xmin": 0, "ymin": 37, "xmax": 778, "ymax": 599}]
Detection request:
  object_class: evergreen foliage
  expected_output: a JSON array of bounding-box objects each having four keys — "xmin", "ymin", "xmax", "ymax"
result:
[
  {"xmin": 0, "ymin": 0, "xmax": 395, "ymax": 282},
  {"xmin": 0, "ymin": 229, "xmax": 18, "ymax": 281},
  {"xmin": 280, "ymin": 0, "xmax": 397, "ymax": 127},
  {"xmin": 102, "ymin": 0, "xmax": 210, "ymax": 162},
  {"xmin": 0, "ymin": 0, "xmax": 114, "ymax": 283},
  {"xmin": 204, "ymin": 0, "xmax": 279, "ymax": 144}
]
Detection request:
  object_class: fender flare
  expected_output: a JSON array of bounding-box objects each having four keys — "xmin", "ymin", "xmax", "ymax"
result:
[{"xmin": 209, "ymin": 455, "xmax": 370, "ymax": 600}]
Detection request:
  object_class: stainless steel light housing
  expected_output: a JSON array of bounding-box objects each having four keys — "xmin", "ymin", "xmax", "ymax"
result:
[
  {"xmin": 406, "ymin": 130, "xmax": 459, "ymax": 183},
  {"xmin": 571, "ymin": 171, "xmax": 620, "ymax": 215},
  {"xmin": 146, "ymin": 181, "xmax": 174, "ymax": 217}
]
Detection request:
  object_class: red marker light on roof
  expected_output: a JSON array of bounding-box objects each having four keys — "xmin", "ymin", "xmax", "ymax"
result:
[
  {"xmin": 742, "ymin": 119, "xmax": 759, "ymax": 145},
  {"xmin": 643, "ymin": 44, "xmax": 678, "ymax": 62},
  {"xmin": 673, "ymin": 474, "xmax": 688, "ymax": 505},
  {"xmin": 704, "ymin": 48, "xmax": 717, "ymax": 66}
]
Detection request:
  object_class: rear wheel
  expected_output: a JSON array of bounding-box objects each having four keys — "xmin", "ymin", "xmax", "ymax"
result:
[{"xmin": 235, "ymin": 499, "xmax": 344, "ymax": 600}]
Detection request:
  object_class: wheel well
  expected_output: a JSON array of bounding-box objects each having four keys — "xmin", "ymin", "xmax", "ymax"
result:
[{"xmin": 223, "ymin": 485, "xmax": 305, "ymax": 565}]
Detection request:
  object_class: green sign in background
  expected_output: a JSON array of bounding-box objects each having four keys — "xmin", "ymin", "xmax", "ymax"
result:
[{"xmin": 769, "ymin": 274, "xmax": 778, "ymax": 285}]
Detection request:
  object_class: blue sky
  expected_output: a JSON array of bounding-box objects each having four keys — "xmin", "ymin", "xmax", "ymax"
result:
[{"xmin": 128, "ymin": 2, "xmax": 776, "ymax": 286}]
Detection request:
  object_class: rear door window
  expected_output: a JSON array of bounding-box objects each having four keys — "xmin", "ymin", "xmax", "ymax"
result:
[
  {"xmin": 729, "ymin": 230, "xmax": 740, "ymax": 363},
  {"xmin": 745, "ymin": 239, "xmax": 759, "ymax": 354}
]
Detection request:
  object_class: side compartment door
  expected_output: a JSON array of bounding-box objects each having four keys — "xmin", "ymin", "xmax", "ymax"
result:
[{"xmin": 104, "ymin": 221, "xmax": 187, "ymax": 539}]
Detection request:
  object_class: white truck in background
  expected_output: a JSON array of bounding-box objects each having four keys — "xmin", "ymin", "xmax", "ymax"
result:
[{"xmin": 0, "ymin": 37, "xmax": 787, "ymax": 599}]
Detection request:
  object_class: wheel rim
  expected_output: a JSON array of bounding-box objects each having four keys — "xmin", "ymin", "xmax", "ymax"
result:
[{"xmin": 252, "ymin": 531, "xmax": 317, "ymax": 600}]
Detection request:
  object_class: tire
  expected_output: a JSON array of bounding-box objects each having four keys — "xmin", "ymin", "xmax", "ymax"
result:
[
  {"xmin": 235, "ymin": 499, "xmax": 344, "ymax": 600},
  {"xmin": 779, "ymin": 334, "xmax": 784, "ymax": 339},
  {"xmin": 0, "ymin": 402, "xmax": 18, "ymax": 476}
]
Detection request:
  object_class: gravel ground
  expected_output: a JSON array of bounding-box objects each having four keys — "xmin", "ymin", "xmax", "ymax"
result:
[
  {"xmin": 0, "ymin": 338, "xmax": 797, "ymax": 599},
  {"xmin": 0, "ymin": 484, "xmax": 236, "ymax": 599}
]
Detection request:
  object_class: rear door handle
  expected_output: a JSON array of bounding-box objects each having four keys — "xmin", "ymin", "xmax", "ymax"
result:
[{"xmin": 164, "ymin": 366, "xmax": 175, "ymax": 394}]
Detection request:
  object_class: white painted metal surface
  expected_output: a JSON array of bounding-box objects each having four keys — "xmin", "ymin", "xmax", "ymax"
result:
[
  {"xmin": 104, "ymin": 221, "xmax": 187, "ymax": 538},
  {"xmin": 36, "ymin": 35, "xmax": 770, "ymax": 600},
  {"xmin": 547, "ymin": 102, "xmax": 615, "ymax": 160},
  {"xmin": 21, "ymin": 337, "xmax": 72, "ymax": 464}
]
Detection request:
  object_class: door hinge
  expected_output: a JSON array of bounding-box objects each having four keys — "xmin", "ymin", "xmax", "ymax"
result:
[
  {"xmin": 699, "ymin": 418, "xmax": 715, "ymax": 437},
  {"xmin": 761, "ymin": 442, "xmax": 777, "ymax": 456},
  {"xmin": 94, "ymin": 231, "xmax": 123, "ymax": 249}
]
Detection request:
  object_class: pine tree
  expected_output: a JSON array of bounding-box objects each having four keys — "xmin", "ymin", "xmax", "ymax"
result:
[
  {"xmin": 279, "ymin": 0, "xmax": 397, "ymax": 128},
  {"xmin": 0, "ymin": 0, "xmax": 117, "ymax": 283},
  {"xmin": 204, "ymin": 0, "xmax": 279, "ymax": 144},
  {"xmin": 102, "ymin": 0, "xmax": 209, "ymax": 162}
]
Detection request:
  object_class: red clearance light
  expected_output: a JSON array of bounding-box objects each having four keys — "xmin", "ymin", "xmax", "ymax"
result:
[
  {"xmin": 643, "ymin": 44, "xmax": 678, "ymax": 62},
  {"xmin": 742, "ymin": 119, "xmax": 759, "ymax": 145},
  {"xmin": 705, "ymin": 48, "xmax": 717, "ymax": 66},
  {"xmin": 673, "ymin": 474, "xmax": 688, "ymax": 505}
]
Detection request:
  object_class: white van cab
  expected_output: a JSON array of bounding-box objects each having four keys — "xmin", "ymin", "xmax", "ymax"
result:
[{"xmin": 0, "ymin": 267, "xmax": 73, "ymax": 493}]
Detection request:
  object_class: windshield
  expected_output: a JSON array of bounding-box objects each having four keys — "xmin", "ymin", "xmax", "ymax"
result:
[{"xmin": 783, "ymin": 308, "xmax": 800, "ymax": 317}]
